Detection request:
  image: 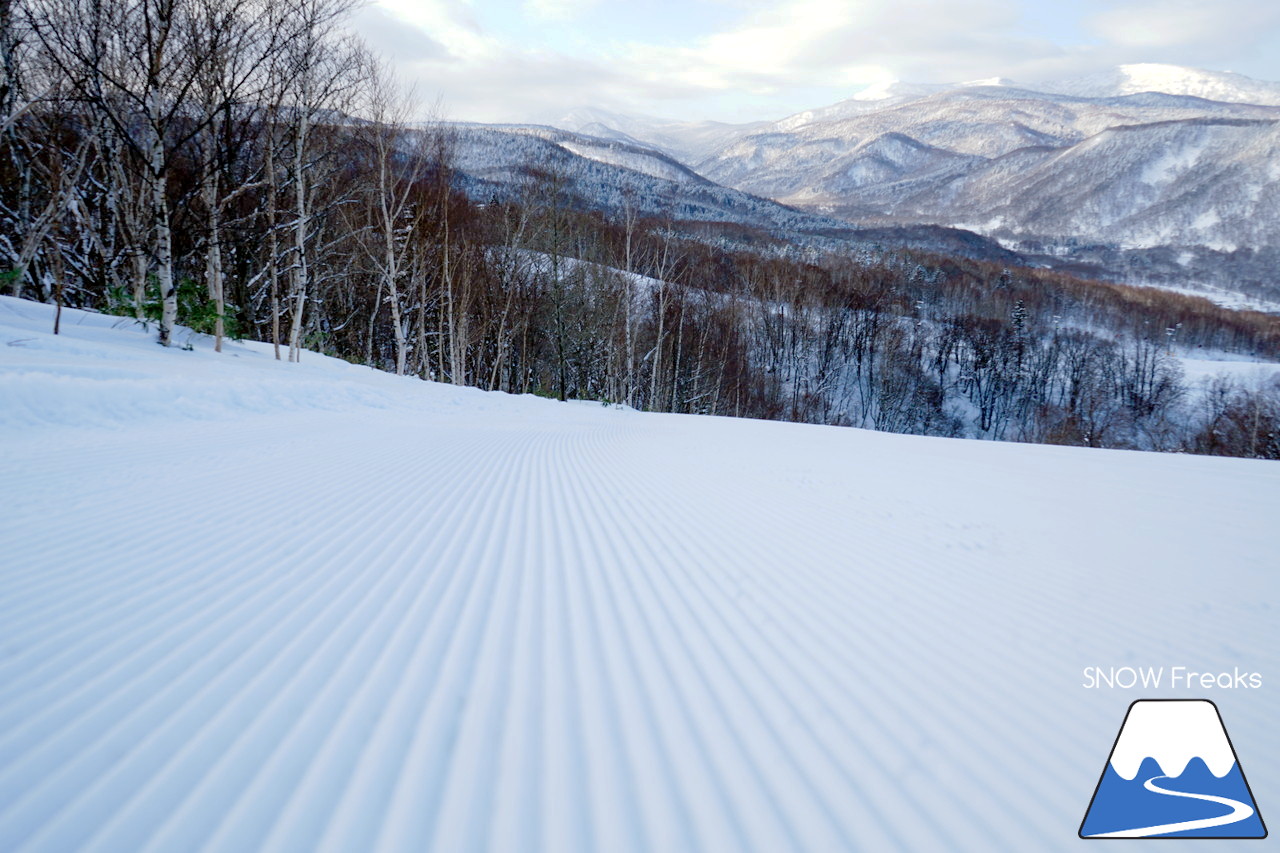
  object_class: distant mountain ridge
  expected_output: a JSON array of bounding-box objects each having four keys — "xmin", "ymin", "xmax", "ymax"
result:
[
  {"xmin": 554, "ymin": 65, "xmax": 1280, "ymax": 299},
  {"xmin": 444, "ymin": 124, "xmax": 1024, "ymax": 264},
  {"xmin": 556, "ymin": 107, "xmax": 768, "ymax": 165},
  {"xmin": 1040, "ymin": 64, "xmax": 1280, "ymax": 106}
]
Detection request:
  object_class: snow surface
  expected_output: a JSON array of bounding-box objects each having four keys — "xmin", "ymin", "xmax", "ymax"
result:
[
  {"xmin": 1152, "ymin": 283, "xmax": 1280, "ymax": 315},
  {"xmin": 1179, "ymin": 355, "xmax": 1280, "ymax": 389},
  {"xmin": 2, "ymin": 296, "xmax": 1279, "ymax": 852}
]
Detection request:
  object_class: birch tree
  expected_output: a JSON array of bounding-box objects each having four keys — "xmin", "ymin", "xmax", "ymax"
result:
[
  {"xmin": 187, "ymin": 0, "xmax": 282, "ymax": 350},
  {"xmin": 276, "ymin": 0, "xmax": 359, "ymax": 362},
  {"xmin": 353, "ymin": 58, "xmax": 428, "ymax": 375},
  {"xmin": 29, "ymin": 0, "xmax": 204, "ymax": 344}
]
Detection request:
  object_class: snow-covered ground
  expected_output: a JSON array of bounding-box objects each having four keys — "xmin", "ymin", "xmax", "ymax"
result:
[
  {"xmin": 1180, "ymin": 353, "xmax": 1280, "ymax": 388},
  {"xmin": 1141, "ymin": 280, "xmax": 1280, "ymax": 315},
  {"xmin": 2, "ymin": 296, "xmax": 1277, "ymax": 852}
]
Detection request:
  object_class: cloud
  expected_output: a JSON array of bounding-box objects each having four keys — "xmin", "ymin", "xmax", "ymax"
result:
[
  {"xmin": 370, "ymin": 0, "xmax": 496, "ymax": 62},
  {"xmin": 409, "ymin": 52, "xmax": 636, "ymax": 123},
  {"xmin": 1088, "ymin": 0, "xmax": 1280, "ymax": 50},
  {"xmin": 524, "ymin": 0, "xmax": 600, "ymax": 21},
  {"xmin": 618, "ymin": 0, "xmax": 1066, "ymax": 94},
  {"xmin": 352, "ymin": 0, "xmax": 1280, "ymax": 124},
  {"xmin": 350, "ymin": 5, "xmax": 450, "ymax": 63}
]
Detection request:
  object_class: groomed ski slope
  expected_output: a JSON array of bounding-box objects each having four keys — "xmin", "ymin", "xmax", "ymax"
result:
[{"xmin": 1, "ymin": 295, "xmax": 1277, "ymax": 852}]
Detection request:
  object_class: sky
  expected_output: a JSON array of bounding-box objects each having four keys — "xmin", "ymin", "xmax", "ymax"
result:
[{"xmin": 351, "ymin": 0, "xmax": 1280, "ymax": 124}]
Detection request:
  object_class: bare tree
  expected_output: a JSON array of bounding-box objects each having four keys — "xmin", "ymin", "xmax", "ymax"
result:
[
  {"xmin": 351, "ymin": 56, "xmax": 431, "ymax": 375},
  {"xmin": 187, "ymin": 0, "xmax": 285, "ymax": 350},
  {"xmin": 28, "ymin": 0, "xmax": 206, "ymax": 344}
]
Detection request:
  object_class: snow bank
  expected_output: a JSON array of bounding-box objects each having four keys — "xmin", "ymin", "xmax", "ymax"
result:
[{"xmin": 0, "ymin": 297, "xmax": 552, "ymax": 432}]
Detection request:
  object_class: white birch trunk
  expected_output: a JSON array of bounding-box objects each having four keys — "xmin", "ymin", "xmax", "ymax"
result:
[
  {"xmin": 288, "ymin": 108, "xmax": 308, "ymax": 362},
  {"xmin": 202, "ymin": 153, "xmax": 225, "ymax": 351},
  {"xmin": 378, "ymin": 153, "xmax": 407, "ymax": 375},
  {"xmin": 150, "ymin": 112, "xmax": 177, "ymax": 347}
]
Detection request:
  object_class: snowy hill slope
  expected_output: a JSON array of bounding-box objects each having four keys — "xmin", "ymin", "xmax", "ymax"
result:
[
  {"xmin": 849, "ymin": 117, "xmax": 1280, "ymax": 253},
  {"xmin": 448, "ymin": 125, "xmax": 857, "ymax": 239},
  {"xmin": 447, "ymin": 126, "xmax": 1022, "ymax": 262},
  {"xmin": 2, "ymin": 296, "xmax": 1278, "ymax": 852},
  {"xmin": 557, "ymin": 107, "xmax": 767, "ymax": 165},
  {"xmin": 700, "ymin": 89, "xmax": 1280, "ymax": 201},
  {"xmin": 460, "ymin": 124, "xmax": 713, "ymax": 187}
]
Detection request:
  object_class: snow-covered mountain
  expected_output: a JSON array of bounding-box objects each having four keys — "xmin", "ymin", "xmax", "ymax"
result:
[
  {"xmin": 447, "ymin": 123, "xmax": 887, "ymax": 247},
  {"xmin": 460, "ymin": 124, "xmax": 712, "ymax": 186},
  {"xmin": 445, "ymin": 124, "xmax": 1023, "ymax": 263},
  {"xmin": 700, "ymin": 86, "xmax": 1280, "ymax": 195},
  {"xmin": 557, "ymin": 107, "xmax": 767, "ymax": 165},
  {"xmin": 556, "ymin": 66, "xmax": 1280, "ymax": 296},
  {"xmin": 874, "ymin": 118, "xmax": 1280, "ymax": 254},
  {"xmin": 450, "ymin": 124, "xmax": 824, "ymax": 231},
  {"xmin": 1040, "ymin": 63, "xmax": 1280, "ymax": 106}
]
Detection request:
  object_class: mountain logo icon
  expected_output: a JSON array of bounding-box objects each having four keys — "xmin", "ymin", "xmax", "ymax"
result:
[{"xmin": 1080, "ymin": 699, "xmax": 1267, "ymax": 839}]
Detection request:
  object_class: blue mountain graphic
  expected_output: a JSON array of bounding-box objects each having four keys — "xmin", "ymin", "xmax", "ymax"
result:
[{"xmin": 1081, "ymin": 756, "xmax": 1266, "ymax": 838}]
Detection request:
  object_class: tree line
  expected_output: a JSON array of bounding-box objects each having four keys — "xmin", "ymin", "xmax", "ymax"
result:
[{"xmin": 2, "ymin": 0, "xmax": 1278, "ymax": 458}]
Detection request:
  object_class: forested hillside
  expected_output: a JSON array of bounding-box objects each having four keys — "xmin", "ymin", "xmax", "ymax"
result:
[{"xmin": 3, "ymin": 0, "xmax": 1278, "ymax": 457}]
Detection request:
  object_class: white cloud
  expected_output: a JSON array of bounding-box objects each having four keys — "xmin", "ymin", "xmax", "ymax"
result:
[
  {"xmin": 524, "ymin": 0, "xmax": 600, "ymax": 20},
  {"xmin": 371, "ymin": 0, "xmax": 496, "ymax": 61},
  {"xmin": 616, "ymin": 0, "xmax": 1056, "ymax": 96},
  {"xmin": 1088, "ymin": 0, "xmax": 1280, "ymax": 50},
  {"xmin": 354, "ymin": 0, "xmax": 1280, "ymax": 124}
]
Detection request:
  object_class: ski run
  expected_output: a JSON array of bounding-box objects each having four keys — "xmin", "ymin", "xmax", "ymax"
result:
[{"xmin": 1, "ymin": 295, "xmax": 1277, "ymax": 852}]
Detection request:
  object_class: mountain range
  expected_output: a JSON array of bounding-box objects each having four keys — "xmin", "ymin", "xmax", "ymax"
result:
[
  {"xmin": 547, "ymin": 65, "xmax": 1280, "ymax": 301},
  {"xmin": 445, "ymin": 123, "xmax": 1026, "ymax": 263}
]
